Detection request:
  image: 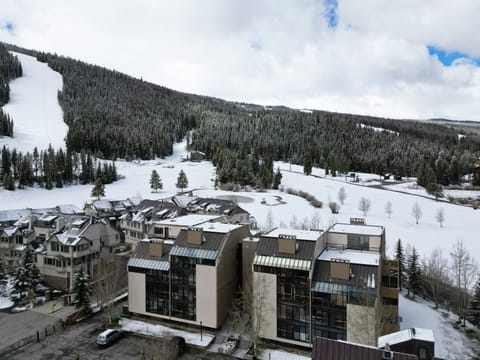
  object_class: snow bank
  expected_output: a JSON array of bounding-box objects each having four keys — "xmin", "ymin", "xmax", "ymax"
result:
[{"xmin": 120, "ymin": 318, "xmax": 214, "ymax": 347}]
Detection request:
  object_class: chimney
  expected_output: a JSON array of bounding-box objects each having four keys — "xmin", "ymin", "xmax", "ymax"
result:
[
  {"xmin": 149, "ymin": 240, "xmax": 164, "ymax": 257},
  {"xmin": 56, "ymin": 217, "xmax": 66, "ymax": 232},
  {"xmin": 330, "ymin": 259, "xmax": 350, "ymax": 280},
  {"xmin": 29, "ymin": 214, "xmax": 38, "ymax": 230},
  {"xmin": 187, "ymin": 228, "xmax": 203, "ymax": 245},
  {"xmin": 278, "ymin": 234, "xmax": 296, "ymax": 254}
]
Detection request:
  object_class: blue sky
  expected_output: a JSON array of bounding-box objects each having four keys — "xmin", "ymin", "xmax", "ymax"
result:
[
  {"xmin": 427, "ymin": 45, "xmax": 480, "ymax": 67},
  {"xmin": 324, "ymin": 0, "xmax": 338, "ymax": 28},
  {"xmin": 0, "ymin": 22, "xmax": 14, "ymax": 33},
  {"xmin": 1, "ymin": 1, "xmax": 480, "ymax": 121}
]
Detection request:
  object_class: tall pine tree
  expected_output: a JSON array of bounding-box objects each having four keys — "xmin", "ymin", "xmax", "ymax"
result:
[
  {"xmin": 407, "ymin": 246, "xmax": 422, "ymax": 299},
  {"xmin": 395, "ymin": 239, "xmax": 406, "ymax": 291},
  {"xmin": 176, "ymin": 169, "xmax": 188, "ymax": 192},
  {"xmin": 72, "ymin": 269, "xmax": 92, "ymax": 316}
]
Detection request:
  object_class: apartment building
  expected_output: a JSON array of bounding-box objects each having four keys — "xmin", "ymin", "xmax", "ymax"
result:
[
  {"xmin": 148, "ymin": 214, "xmax": 225, "ymax": 241},
  {"xmin": 251, "ymin": 220, "xmax": 399, "ymax": 348},
  {"xmin": 119, "ymin": 200, "xmax": 187, "ymax": 250},
  {"xmin": 36, "ymin": 216, "xmax": 123, "ymax": 291},
  {"xmin": 128, "ymin": 222, "xmax": 250, "ymax": 328},
  {"xmin": 184, "ymin": 197, "xmax": 250, "ymax": 224}
]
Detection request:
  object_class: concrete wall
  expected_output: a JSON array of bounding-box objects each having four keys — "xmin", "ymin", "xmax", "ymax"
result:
[
  {"xmin": 326, "ymin": 233, "xmax": 346, "ymax": 247},
  {"xmin": 196, "ymin": 264, "xmax": 217, "ymax": 328},
  {"xmin": 242, "ymin": 238, "xmax": 257, "ymax": 296},
  {"xmin": 128, "ymin": 271, "xmax": 146, "ymax": 314},
  {"xmin": 346, "ymin": 303, "xmax": 377, "ymax": 346},
  {"xmin": 369, "ymin": 235, "xmax": 381, "ymax": 251},
  {"xmin": 254, "ymin": 271, "xmax": 277, "ymax": 340}
]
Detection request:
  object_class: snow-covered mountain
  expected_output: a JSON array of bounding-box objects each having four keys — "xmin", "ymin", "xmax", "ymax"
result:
[
  {"xmin": 0, "ymin": 52, "xmax": 479, "ymax": 359},
  {"xmin": 0, "ymin": 52, "xmax": 67, "ymax": 153}
]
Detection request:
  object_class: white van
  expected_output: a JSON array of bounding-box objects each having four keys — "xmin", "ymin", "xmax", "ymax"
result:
[{"xmin": 96, "ymin": 329, "xmax": 122, "ymax": 347}]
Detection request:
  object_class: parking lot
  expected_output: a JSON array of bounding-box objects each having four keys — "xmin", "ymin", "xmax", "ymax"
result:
[{"xmin": 2, "ymin": 309, "xmax": 231, "ymax": 360}]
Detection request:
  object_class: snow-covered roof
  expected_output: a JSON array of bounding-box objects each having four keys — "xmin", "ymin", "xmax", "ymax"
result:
[
  {"xmin": 38, "ymin": 214, "xmax": 58, "ymax": 222},
  {"xmin": 264, "ymin": 228, "xmax": 322, "ymax": 241},
  {"xmin": 197, "ymin": 222, "xmax": 244, "ymax": 234},
  {"xmin": 93, "ymin": 199, "xmax": 112, "ymax": 210},
  {"xmin": 0, "ymin": 209, "xmax": 31, "ymax": 223},
  {"xmin": 3, "ymin": 226, "xmax": 18, "ymax": 237},
  {"xmin": 174, "ymin": 195, "xmax": 197, "ymax": 207},
  {"xmin": 57, "ymin": 204, "xmax": 83, "ymax": 214},
  {"xmin": 152, "ymin": 214, "xmax": 221, "ymax": 227},
  {"xmin": 378, "ymin": 328, "xmax": 434, "ymax": 348},
  {"xmin": 328, "ymin": 223, "xmax": 384, "ymax": 236},
  {"xmin": 318, "ymin": 248, "xmax": 380, "ymax": 266}
]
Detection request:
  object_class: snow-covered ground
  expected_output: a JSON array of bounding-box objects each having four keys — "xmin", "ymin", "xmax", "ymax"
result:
[
  {"xmin": 0, "ymin": 52, "xmax": 66, "ymax": 153},
  {"xmin": 1, "ymin": 50, "xmax": 479, "ymax": 359},
  {"xmin": 120, "ymin": 318, "xmax": 214, "ymax": 347},
  {"xmin": 400, "ymin": 293, "xmax": 478, "ymax": 359}
]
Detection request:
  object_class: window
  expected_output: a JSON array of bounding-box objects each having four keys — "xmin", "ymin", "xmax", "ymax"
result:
[
  {"xmin": 347, "ymin": 234, "xmax": 369, "ymax": 250},
  {"xmin": 418, "ymin": 347, "xmax": 427, "ymax": 360},
  {"xmin": 51, "ymin": 242, "xmax": 58, "ymax": 251},
  {"xmin": 154, "ymin": 227, "xmax": 164, "ymax": 235}
]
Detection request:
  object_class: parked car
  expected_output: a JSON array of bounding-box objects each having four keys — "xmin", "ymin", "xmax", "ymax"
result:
[{"xmin": 96, "ymin": 329, "xmax": 122, "ymax": 347}]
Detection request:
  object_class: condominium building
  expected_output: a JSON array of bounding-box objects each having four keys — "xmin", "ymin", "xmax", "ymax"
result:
[
  {"xmin": 251, "ymin": 220, "xmax": 399, "ymax": 348},
  {"xmin": 128, "ymin": 222, "xmax": 250, "ymax": 328}
]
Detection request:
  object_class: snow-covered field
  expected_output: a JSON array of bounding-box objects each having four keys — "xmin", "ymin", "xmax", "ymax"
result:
[{"xmin": 1, "ymin": 51, "xmax": 479, "ymax": 359}]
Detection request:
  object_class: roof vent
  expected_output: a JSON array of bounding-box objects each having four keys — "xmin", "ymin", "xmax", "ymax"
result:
[{"xmin": 382, "ymin": 350, "xmax": 393, "ymax": 360}]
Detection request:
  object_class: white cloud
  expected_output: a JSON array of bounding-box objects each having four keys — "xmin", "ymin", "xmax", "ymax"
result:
[{"xmin": 1, "ymin": 0, "xmax": 480, "ymax": 120}]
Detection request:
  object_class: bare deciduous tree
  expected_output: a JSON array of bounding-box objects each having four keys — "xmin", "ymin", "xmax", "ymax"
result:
[
  {"xmin": 242, "ymin": 275, "xmax": 270, "ymax": 358},
  {"xmin": 262, "ymin": 208, "xmax": 274, "ymax": 232},
  {"xmin": 95, "ymin": 255, "xmax": 124, "ymax": 325},
  {"xmin": 411, "ymin": 202, "xmax": 422, "ymax": 224},
  {"xmin": 358, "ymin": 197, "xmax": 371, "ymax": 217},
  {"xmin": 385, "ymin": 200, "xmax": 393, "ymax": 219},
  {"xmin": 422, "ymin": 248, "xmax": 449, "ymax": 308},
  {"xmin": 451, "ymin": 239, "xmax": 478, "ymax": 325},
  {"xmin": 338, "ymin": 187, "xmax": 347, "ymax": 205},
  {"xmin": 435, "ymin": 207, "xmax": 445, "ymax": 228},
  {"xmin": 309, "ymin": 212, "xmax": 321, "ymax": 230}
]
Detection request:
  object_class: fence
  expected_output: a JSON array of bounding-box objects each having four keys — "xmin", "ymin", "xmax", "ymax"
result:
[{"xmin": 0, "ymin": 318, "xmax": 64, "ymax": 357}]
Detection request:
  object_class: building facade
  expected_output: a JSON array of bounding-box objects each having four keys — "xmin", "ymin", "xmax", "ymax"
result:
[
  {"xmin": 251, "ymin": 220, "xmax": 399, "ymax": 348},
  {"xmin": 128, "ymin": 222, "xmax": 250, "ymax": 328}
]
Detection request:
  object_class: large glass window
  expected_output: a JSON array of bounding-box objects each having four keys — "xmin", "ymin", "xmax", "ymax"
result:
[
  {"xmin": 311, "ymin": 292, "xmax": 347, "ymax": 340},
  {"xmin": 276, "ymin": 269, "xmax": 310, "ymax": 343},
  {"xmin": 146, "ymin": 269, "xmax": 170, "ymax": 315},
  {"xmin": 170, "ymin": 256, "xmax": 198, "ymax": 321}
]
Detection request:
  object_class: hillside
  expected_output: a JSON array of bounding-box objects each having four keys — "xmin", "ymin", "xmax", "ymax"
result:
[{"xmin": 3, "ymin": 43, "xmax": 480, "ymax": 192}]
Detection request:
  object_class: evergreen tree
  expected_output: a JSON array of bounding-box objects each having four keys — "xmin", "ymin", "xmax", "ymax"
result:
[
  {"xmin": 272, "ymin": 167, "xmax": 282, "ymax": 190},
  {"xmin": 0, "ymin": 257, "xmax": 7, "ymax": 294},
  {"xmin": 72, "ymin": 269, "xmax": 92, "ymax": 316},
  {"xmin": 149, "ymin": 169, "xmax": 162, "ymax": 192},
  {"xmin": 470, "ymin": 274, "xmax": 480, "ymax": 326},
  {"xmin": 395, "ymin": 239, "xmax": 406, "ymax": 290},
  {"xmin": 10, "ymin": 264, "xmax": 31, "ymax": 304},
  {"xmin": 91, "ymin": 177, "xmax": 105, "ymax": 200},
  {"xmin": 176, "ymin": 169, "xmax": 188, "ymax": 192},
  {"xmin": 407, "ymin": 246, "xmax": 422, "ymax": 299}
]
